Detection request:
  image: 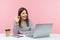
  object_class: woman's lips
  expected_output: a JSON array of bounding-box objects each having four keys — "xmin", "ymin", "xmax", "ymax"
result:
[
  {"xmin": 23, "ymin": 16, "xmax": 27, "ymax": 17},
  {"xmin": 23, "ymin": 16, "xmax": 27, "ymax": 18}
]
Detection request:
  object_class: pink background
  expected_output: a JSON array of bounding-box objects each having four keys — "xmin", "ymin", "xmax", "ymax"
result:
[{"xmin": 0, "ymin": 0, "xmax": 60, "ymax": 34}]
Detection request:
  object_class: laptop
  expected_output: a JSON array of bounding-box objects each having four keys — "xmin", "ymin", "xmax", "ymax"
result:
[{"xmin": 26, "ymin": 23, "xmax": 53, "ymax": 38}]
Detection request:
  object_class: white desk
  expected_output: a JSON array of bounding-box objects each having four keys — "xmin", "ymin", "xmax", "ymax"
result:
[{"xmin": 0, "ymin": 34, "xmax": 60, "ymax": 40}]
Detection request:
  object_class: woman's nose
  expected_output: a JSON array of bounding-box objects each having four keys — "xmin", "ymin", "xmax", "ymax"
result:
[{"xmin": 24, "ymin": 14, "xmax": 27, "ymax": 16}]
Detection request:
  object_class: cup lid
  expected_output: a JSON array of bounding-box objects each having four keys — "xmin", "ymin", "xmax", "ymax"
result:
[{"xmin": 5, "ymin": 29, "xmax": 10, "ymax": 31}]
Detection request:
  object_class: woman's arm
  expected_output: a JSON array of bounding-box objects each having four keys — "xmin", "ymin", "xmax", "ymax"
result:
[
  {"xmin": 14, "ymin": 17, "xmax": 23, "ymax": 34},
  {"xmin": 13, "ymin": 21, "xmax": 19, "ymax": 35},
  {"xmin": 13, "ymin": 20, "xmax": 23, "ymax": 35}
]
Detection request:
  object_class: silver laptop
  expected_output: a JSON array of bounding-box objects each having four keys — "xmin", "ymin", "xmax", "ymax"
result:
[
  {"xmin": 26, "ymin": 23, "xmax": 53, "ymax": 38},
  {"xmin": 33, "ymin": 24, "xmax": 53, "ymax": 38}
]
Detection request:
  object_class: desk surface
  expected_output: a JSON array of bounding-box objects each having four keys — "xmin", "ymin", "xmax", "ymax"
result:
[{"xmin": 0, "ymin": 34, "xmax": 60, "ymax": 40}]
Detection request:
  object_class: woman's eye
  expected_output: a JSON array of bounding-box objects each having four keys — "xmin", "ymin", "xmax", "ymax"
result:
[{"xmin": 23, "ymin": 13, "xmax": 24, "ymax": 14}]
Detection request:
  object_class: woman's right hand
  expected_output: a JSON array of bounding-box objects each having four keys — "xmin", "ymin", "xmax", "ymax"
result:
[{"xmin": 15, "ymin": 16, "xmax": 20, "ymax": 23}]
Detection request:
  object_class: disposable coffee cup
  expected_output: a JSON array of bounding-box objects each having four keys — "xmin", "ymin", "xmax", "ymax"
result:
[{"xmin": 5, "ymin": 29, "xmax": 10, "ymax": 37}]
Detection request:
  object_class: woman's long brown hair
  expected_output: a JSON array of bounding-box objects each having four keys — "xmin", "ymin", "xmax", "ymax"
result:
[{"xmin": 18, "ymin": 7, "xmax": 29, "ymax": 27}]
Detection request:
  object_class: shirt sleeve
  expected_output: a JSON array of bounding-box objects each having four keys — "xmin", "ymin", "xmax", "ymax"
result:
[{"xmin": 13, "ymin": 21, "xmax": 19, "ymax": 35}]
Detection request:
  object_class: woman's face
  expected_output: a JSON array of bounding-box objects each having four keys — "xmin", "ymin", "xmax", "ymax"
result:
[{"xmin": 20, "ymin": 10, "xmax": 28, "ymax": 20}]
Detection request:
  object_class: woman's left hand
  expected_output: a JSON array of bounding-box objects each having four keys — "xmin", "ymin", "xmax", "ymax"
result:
[{"xmin": 18, "ymin": 30, "xmax": 23, "ymax": 34}]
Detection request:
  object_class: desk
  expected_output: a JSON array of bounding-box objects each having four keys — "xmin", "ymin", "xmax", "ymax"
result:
[{"xmin": 0, "ymin": 34, "xmax": 60, "ymax": 40}]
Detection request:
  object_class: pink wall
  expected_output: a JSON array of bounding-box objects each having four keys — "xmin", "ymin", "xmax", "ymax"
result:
[{"xmin": 0, "ymin": 0, "xmax": 60, "ymax": 34}]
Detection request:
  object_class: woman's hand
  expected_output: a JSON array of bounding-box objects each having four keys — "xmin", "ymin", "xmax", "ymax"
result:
[
  {"xmin": 18, "ymin": 30, "xmax": 23, "ymax": 34},
  {"xmin": 15, "ymin": 16, "xmax": 20, "ymax": 23}
]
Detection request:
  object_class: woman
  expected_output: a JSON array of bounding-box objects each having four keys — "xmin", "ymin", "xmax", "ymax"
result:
[{"xmin": 13, "ymin": 7, "xmax": 34, "ymax": 36}]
